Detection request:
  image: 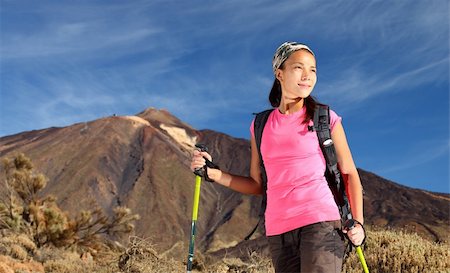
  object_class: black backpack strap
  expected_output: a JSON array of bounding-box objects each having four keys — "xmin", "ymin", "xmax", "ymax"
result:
[
  {"xmin": 254, "ymin": 109, "xmax": 272, "ymax": 212},
  {"xmin": 244, "ymin": 109, "xmax": 273, "ymax": 240},
  {"xmin": 313, "ymin": 104, "xmax": 352, "ymax": 224}
]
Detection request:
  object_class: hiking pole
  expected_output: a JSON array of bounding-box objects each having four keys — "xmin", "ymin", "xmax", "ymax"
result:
[
  {"xmin": 344, "ymin": 219, "xmax": 369, "ymax": 273},
  {"xmin": 186, "ymin": 144, "xmax": 208, "ymax": 273}
]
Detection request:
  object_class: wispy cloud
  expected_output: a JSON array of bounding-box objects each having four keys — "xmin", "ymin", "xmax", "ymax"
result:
[
  {"xmin": 1, "ymin": 2, "xmax": 162, "ymax": 60},
  {"xmin": 317, "ymin": 57, "xmax": 449, "ymax": 107},
  {"xmin": 376, "ymin": 140, "xmax": 449, "ymax": 174}
]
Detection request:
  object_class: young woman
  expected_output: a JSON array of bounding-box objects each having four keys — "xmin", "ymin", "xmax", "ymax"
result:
[{"xmin": 190, "ymin": 41, "xmax": 365, "ymax": 273}]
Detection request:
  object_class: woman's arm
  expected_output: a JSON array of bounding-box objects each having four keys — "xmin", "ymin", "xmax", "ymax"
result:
[
  {"xmin": 190, "ymin": 135, "xmax": 263, "ymax": 195},
  {"xmin": 331, "ymin": 122, "xmax": 364, "ymax": 223},
  {"xmin": 331, "ymin": 122, "xmax": 365, "ymax": 245}
]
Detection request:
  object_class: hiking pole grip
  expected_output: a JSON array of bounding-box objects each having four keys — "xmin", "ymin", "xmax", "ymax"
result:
[
  {"xmin": 344, "ymin": 219, "xmax": 369, "ymax": 273},
  {"xmin": 193, "ymin": 144, "xmax": 208, "ymax": 177},
  {"xmin": 193, "ymin": 144, "xmax": 219, "ymax": 182}
]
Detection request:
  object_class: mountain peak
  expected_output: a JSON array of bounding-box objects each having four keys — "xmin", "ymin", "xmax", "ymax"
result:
[
  {"xmin": 136, "ymin": 108, "xmax": 191, "ymax": 128},
  {"xmin": 119, "ymin": 116, "xmax": 150, "ymax": 127},
  {"xmin": 136, "ymin": 107, "xmax": 198, "ymax": 151}
]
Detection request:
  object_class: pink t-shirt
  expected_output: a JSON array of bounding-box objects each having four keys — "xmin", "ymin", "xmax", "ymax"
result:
[{"xmin": 250, "ymin": 106, "xmax": 342, "ymax": 236}]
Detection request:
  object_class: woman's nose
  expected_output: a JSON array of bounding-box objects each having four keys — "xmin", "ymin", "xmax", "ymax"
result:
[{"xmin": 302, "ymin": 71, "xmax": 309, "ymax": 80}]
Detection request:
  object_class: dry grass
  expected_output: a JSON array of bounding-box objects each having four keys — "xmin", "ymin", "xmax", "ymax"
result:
[
  {"xmin": 207, "ymin": 252, "xmax": 274, "ymax": 273},
  {"xmin": 343, "ymin": 228, "xmax": 450, "ymax": 273},
  {"xmin": 0, "ymin": 228, "xmax": 449, "ymax": 273},
  {"xmin": 117, "ymin": 236, "xmax": 184, "ymax": 273}
]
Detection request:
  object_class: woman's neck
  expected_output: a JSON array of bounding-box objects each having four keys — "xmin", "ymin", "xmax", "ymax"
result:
[{"xmin": 278, "ymin": 98, "xmax": 304, "ymax": 114}]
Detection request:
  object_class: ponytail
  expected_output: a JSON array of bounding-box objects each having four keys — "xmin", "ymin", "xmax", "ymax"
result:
[
  {"xmin": 269, "ymin": 79, "xmax": 281, "ymax": 107},
  {"xmin": 303, "ymin": 96, "xmax": 317, "ymax": 124}
]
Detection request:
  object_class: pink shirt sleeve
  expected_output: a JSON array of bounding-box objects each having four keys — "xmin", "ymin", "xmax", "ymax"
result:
[
  {"xmin": 329, "ymin": 109, "xmax": 342, "ymax": 133},
  {"xmin": 250, "ymin": 119, "xmax": 255, "ymax": 138}
]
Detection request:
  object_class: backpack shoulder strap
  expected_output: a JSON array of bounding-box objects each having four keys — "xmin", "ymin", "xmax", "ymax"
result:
[
  {"xmin": 244, "ymin": 109, "xmax": 272, "ymax": 240},
  {"xmin": 254, "ymin": 109, "xmax": 273, "ymax": 164},
  {"xmin": 313, "ymin": 104, "xmax": 352, "ymax": 224},
  {"xmin": 253, "ymin": 109, "xmax": 273, "ymax": 194}
]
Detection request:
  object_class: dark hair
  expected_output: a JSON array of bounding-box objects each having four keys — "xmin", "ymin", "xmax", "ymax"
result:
[{"xmin": 269, "ymin": 79, "xmax": 317, "ymax": 124}]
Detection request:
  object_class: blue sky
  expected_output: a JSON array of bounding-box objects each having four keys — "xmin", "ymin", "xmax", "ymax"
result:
[{"xmin": 1, "ymin": 1, "xmax": 449, "ymax": 193}]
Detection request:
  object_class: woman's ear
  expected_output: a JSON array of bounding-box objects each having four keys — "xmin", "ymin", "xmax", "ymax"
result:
[{"xmin": 276, "ymin": 69, "xmax": 283, "ymax": 82}]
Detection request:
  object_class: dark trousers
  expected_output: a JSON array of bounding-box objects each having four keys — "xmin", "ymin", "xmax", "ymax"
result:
[{"xmin": 267, "ymin": 221, "xmax": 345, "ymax": 273}]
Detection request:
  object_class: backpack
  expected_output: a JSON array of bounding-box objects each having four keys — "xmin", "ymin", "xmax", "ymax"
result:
[{"xmin": 245, "ymin": 103, "xmax": 353, "ymax": 240}]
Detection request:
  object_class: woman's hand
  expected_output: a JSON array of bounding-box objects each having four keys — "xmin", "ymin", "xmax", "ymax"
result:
[
  {"xmin": 343, "ymin": 223, "xmax": 365, "ymax": 246},
  {"xmin": 190, "ymin": 149, "xmax": 212, "ymax": 172}
]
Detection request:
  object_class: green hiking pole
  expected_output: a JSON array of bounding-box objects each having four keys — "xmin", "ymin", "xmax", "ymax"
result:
[
  {"xmin": 186, "ymin": 174, "xmax": 202, "ymax": 273},
  {"xmin": 356, "ymin": 246, "xmax": 369, "ymax": 273},
  {"xmin": 187, "ymin": 144, "xmax": 211, "ymax": 273}
]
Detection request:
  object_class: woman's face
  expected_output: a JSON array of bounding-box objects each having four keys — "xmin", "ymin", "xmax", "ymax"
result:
[{"xmin": 276, "ymin": 50, "xmax": 317, "ymax": 103}]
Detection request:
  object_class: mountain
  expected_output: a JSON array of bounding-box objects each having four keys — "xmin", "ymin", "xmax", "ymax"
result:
[{"xmin": 0, "ymin": 108, "xmax": 448, "ymax": 258}]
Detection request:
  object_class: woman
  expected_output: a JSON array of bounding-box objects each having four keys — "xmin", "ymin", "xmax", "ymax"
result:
[{"xmin": 190, "ymin": 41, "xmax": 365, "ymax": 273}]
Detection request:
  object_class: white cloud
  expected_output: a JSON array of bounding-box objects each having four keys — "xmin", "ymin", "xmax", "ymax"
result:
[
  {"xmin": 377, "ymin": 140, "xmax": 449, "ymax": 174},
  {"xmin": 317, "ymin": 57, "xmax": 449, "ymax": 107}
]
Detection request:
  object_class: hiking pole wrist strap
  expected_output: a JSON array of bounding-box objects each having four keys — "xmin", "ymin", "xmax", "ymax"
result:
[
  {"xmin": 354, "ymin": 219, "xmax": 367, "ymax": 247},
  {"xmin": 203, "ymin": 158, "xmax": 220, "ymax": 182}
]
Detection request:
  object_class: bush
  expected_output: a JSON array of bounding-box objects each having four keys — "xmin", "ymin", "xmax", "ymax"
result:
[{"xmin": 0, "ymin": 154, "xmax": 139, "ymax": 253}]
